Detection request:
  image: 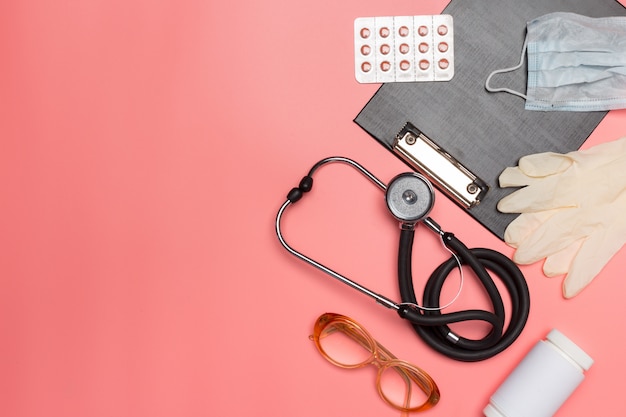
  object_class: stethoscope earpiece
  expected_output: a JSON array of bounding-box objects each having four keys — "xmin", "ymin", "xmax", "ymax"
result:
[{"xmin": 385, "ymin": 173, "xmax": 435, "ymax": 225}]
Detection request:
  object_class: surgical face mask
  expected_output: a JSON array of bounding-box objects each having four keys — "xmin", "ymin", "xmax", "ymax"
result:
[{"xmin": 485, "ymin": 12, "xmax": 626, "ymax": 111}]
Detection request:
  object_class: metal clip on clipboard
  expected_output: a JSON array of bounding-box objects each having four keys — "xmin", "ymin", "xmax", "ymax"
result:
[{"xmin": 393, "ymin": 123, "xmax": 489, "ymax": 208}]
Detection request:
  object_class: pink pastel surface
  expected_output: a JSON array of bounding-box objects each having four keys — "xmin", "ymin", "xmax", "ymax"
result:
[{"xmin": 2, "ymin": 0, "xmax": 626, "ymax": 416}]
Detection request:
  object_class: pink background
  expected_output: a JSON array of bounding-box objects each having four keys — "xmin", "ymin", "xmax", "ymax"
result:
[{"xmin": 2, "ymin": 0, "xmax": 626, "ymax": 416}]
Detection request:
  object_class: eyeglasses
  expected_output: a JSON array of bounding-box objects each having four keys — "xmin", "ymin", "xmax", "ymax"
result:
[{"xmin": 310, "ymin": 313, "xmax": 440, "ymax": 414}]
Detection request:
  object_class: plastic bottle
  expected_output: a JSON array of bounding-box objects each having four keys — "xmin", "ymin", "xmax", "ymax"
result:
[{"xmin": 484, "ymin": 329, "xmax": 593, "ymax": 417}]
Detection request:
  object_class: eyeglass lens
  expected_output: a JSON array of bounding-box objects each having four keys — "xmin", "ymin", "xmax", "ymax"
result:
[
  {"xmin": 378, "ymin": 363, "xmax": 435, "ymax": 410},
  {"xmin": 318, "ymin": 321, "xmax": 374, "ymax": 367}
]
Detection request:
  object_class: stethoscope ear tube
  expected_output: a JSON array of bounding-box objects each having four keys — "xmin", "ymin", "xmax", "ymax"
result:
[{"xmin": 397, "ymin": 228, "xmax": 530, "ymax": 362}]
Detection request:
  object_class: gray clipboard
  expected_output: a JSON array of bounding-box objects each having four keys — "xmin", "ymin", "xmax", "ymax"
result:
[{"xmin": 354, "ymin": 0, "xmax": 626, "ymax": 240}]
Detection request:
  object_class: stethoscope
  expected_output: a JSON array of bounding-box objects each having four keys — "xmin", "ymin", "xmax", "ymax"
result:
[{"xmin": 275, "ymin": 157, "xmax": 530, "ymax": 361}]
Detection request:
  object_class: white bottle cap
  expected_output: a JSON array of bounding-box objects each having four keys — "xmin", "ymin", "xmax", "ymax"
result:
[{"xmin": 546, "ymin": 329, "xmax": 594, "ymax": 371}]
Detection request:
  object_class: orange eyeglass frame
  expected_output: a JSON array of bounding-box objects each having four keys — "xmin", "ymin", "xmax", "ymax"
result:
[{"xmin": 310, "ymin": 313, "xmax": 440, "ymax": 414}]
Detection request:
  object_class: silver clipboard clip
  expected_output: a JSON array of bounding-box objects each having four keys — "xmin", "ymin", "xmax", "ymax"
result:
[{"xmin": 393, "ymin": 122, "xmax": 488, "ymax": 208}]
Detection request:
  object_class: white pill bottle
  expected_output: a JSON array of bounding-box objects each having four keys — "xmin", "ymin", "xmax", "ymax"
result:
[{"xmin": 484, "ymin": 329, "xmax": 594, "ymax": 417}]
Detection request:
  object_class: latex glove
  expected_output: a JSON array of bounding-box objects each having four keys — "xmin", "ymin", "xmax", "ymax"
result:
[
  {"xmin": 504, "ymin": 193, "xmax": 626, "ymax": 298},
  {"xmin": 498, "ymin": 136, "xmax": 626, "ymax": 297},
  {"xmin": 498, "ymin": 136, "xmax": 626, "ymax": 213},
  {"xmin": 504, "ymin": 210, "xmax": 581, "ymax": 276}
]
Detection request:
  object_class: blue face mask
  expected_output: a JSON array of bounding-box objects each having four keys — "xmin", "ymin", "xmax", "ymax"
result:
[{"xmin": 485, "ymin": 12, "xmax": 626, "ymax": 111}]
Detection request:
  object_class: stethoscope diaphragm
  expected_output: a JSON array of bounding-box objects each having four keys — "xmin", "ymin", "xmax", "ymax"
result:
[{"xmin": 385, "ymin": 172, "xmax": 435, "ymax": 225}]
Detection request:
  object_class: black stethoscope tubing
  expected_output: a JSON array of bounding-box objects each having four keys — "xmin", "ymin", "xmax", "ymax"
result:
[
  {"xmin": 276, "ymin": 156, "xmax": 530, "ymax": 361},
  {"xmin": 398, "ymin": 228, "xmax": 530, "ymax": 361}
]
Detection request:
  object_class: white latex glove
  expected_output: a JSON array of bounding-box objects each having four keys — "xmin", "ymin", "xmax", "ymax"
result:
[
  {"xmin": 498, "ymin": 136, "xmax": 626, "ymax": 213},
  {"xmin": 498, "ymin": 136, "xmax": 626, "ymax": 298},
  {"xmin": 505, "ymin": 193, "xmax": 626, "ymax": 298}
]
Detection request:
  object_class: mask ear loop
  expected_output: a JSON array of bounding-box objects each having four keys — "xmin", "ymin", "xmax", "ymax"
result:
[
  {"xmin": 485, "ymin": 36, "xmax": 529, "ymax": 100},
  {"xmin": 398, "ymin": 232, "xmax": 464, "ymax": 312}
]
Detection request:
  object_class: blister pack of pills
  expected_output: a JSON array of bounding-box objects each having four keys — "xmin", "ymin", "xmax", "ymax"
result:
[{"xmin": 354, "ymin": 15, "xmax": 454, "ymax": 83}]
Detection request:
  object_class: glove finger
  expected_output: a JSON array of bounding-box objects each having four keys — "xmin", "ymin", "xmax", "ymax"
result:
[
  {"xmin": 542, "ymin": 239, "xmax": 583, "ymax": 277},
  {"xmin": 504, "ymin": 210, "xmax": 562, "ymax": 248},
  {"xmin": 517, "ymin": 152, "xmax": 573, "ymax": 177},
  {"xmin": 513, "ymin": 210, "xmax": 585, "ymax": 265},
  {"xmin": 517, "ymin": 136, "xmax": 626, "ymax": 178},
  {"xmin": 497, "ymin": 176, "xmax": 566, "ymax": 213},
  {"xmin": 499, "ymin": 167, "xmax": 537, "ymax": 188},
  {"xmin": 562, "ymin": 231, "xmax": 626, "ymax": 298}
]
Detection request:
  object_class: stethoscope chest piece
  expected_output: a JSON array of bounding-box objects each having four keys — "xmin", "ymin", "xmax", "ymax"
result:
[{"xmin": 385, "ymin": 173, "xmax": 435, "ymax": 225}]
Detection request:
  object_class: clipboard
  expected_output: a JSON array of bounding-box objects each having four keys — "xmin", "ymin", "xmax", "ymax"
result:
[{"xmin": 354, "ymin": 0, "xmax": 626, "ymax": 240}]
